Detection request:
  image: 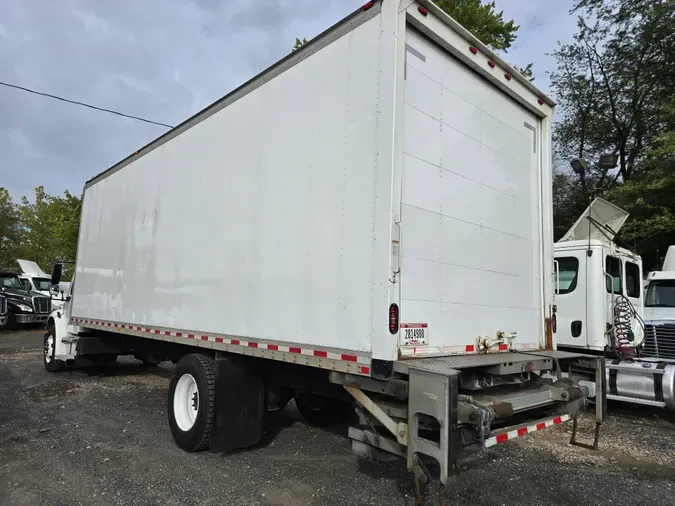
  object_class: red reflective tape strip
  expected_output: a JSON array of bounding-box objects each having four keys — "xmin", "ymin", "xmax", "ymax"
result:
[
  {"xmin": 176, "ymin": 332, "xmax": 182, "ymax": 337},
  {"xmin": 517, "ymin": 427, "xmax": 529, "ymax": 437},
  {"xmin": 465, "ymin": 345, "xmax": 475, "ymax": 352},
  {"xmin": 201, "ymin": 336, "xmax": 209, "ymax": 341},
  {"xmin": 231, "ymin": 339, "xmax": 240, "ymax": 345},
  {"xmin": 248, "ymin": 342, "xmax": 258, "ymax": 348},
  {"xmin": 498, "ymin": 344, "xmax": 508, "ymax": 351},
  {"xmin": 536, "ymin": 422, "xmax": 546, "ymax": 431},
  {"xmin": 187, "ymin": 334, "xmax": 195, "ymax": 339},
  {"xmin": 165, "ymin": 331, "xmax": 171, "ymax": 336},
  {"xmin": 114, "ymin": 323, "xmax": 118, "ymax": 327},
  {"xmin": 552, "ymin": 416, "xmax": 562, "ymax": 425},
  {"xmin": 107, "ymin": 323, "xmax": 112, "ymax": 327},
  {"xmin": 267, "ymin": 344, "xmax": 279, "ymax": 351},
  {"xmin": 289, "ymin": 347, "xmax": 302, "ymax": 354},
  {"xmin": 313, "ymin": 350, "xmax": 328, "ymax": 358},
  {"xmin": 215, "ymin": 337, "xmax": 224, "ymax": 343},
  {"xmin": 154, "ymin": 329, "xmax": 160, "ymax": 334},
  {"xmin": 342, "ymin": 354, "xmax": 357, "ymax": 362},
  {"xmin": 495, "ymin": 433, "xmax": 509, "ymax": 444},
  {"xmin": 359, "ymin": 366, "xmax": 370, "ymax": 375},
  {"xmin": 145, "ymin": 328, "xmax": 150, "ymax": 333}
]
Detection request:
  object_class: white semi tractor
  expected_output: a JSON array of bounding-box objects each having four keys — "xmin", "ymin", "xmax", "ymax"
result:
[
  {"xmin": 44, "ymin": 0, "xmax": 604, "ymax": 493},
  {"xmin": 554, "ymin": 199, "xmax": 675, "ymax": 410}
]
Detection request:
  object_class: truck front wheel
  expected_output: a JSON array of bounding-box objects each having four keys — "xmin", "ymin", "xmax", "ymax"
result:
[
  {"xmin": 44, "ymin": 324, "xmax": 65, "ymax": 373},
  {"xmin": 294, "ymin": 393, "xmax": 350, "ymax": 427},
  {"xmin": 168, "ymin": 354, "xmax": 216, "ymax": 452}
]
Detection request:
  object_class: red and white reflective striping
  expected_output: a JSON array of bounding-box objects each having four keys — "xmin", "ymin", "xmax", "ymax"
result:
[
  {"xmin": 69, "ymin": 317, "xmax": 371, "ymax": 375},
  {"xmin": 484, "ymin": 414, "xmax": 571, "ymax": 448}
]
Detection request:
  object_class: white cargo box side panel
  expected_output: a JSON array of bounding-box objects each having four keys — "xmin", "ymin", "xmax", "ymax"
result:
[
  {"xmin": 398, "ymin": 26, "xmax": 544, "ymax": 353},
  {"xmin": 73, "ymin": 13, "xmax": 387, "ymax": 354}
]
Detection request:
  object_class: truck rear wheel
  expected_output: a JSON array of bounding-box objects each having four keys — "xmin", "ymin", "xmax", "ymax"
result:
[
  {"xmin": 44, "ymin": 324, "xmax": 65, "ymax": 373},
  {"xmin": 294, "ymin": 393, "xmax": 350, "ymax": 427},
  {"xmin": 168, "ymin": 354, "xmax": 216, "ymax": 452}
]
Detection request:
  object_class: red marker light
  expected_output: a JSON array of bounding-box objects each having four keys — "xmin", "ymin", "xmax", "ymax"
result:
[
  {"xmin": 487, "ymin": 60, "xmax": 496, "ymax": 69},
  {"xmin": 504, "ymin": 73, "xmax": 512, "ymax": 81},
  {"xmin": 469, "ymin": 46, "xmax": 478, "ymax": 55},
  {"xmin": 538, "ymin": 98, "xmax": 545, "ymax": 105},
  {"xmin": 418, "ymin": 6, "xmax": 428, "ymax": 16},
  {"xmin": 389, "ymin": 304, "xmax": 399, "ymax": 334},
  {"xmin": 363, "ymin": 1, "xmax": 375, "ymax": 10}
]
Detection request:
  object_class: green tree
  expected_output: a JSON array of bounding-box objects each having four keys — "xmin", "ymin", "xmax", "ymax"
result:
[
  {"xmin": 292, "ymin": 37, "xmax": 308, "ymax": 52},
  {"xmin": 551, "ymin": 0, "xmax": 675, "ymax": 188},
  {"xmin": 550, "ymin": 0, "xmax": 675, "ymax": 261},
  {"xmin": 19, "ymin": 187, "xmax": 81, "ymax": 278},
  {"xmin": 436, "ymin": 0, "xmax": 519, "ymax": 51},
  {"xmin": 0, "ymin": 188, "xmax": 23, "ymax": 271}
]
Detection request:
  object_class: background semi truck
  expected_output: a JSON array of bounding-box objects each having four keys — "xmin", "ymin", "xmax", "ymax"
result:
[
  {"xmin": 553, "ymin": 199, "xmax": 675, "ymax": 411},
  {"xmin": 45, "ymin": 0, "xmax": 604, "ymax": 490}
]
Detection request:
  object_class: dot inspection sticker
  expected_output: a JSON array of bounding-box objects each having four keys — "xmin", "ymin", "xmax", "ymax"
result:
[{"xmin": 400, "ymin": 323, "xmax": 428, "ymax": 345}]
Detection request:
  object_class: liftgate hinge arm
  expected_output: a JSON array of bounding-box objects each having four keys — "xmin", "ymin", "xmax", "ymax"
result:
[{"xmin": 344, "ymin": 386, "xmax": 408, "ymax": 445}]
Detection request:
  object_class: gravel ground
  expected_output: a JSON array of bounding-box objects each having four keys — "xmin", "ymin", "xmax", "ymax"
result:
[{"xmin": 1, "ymin": 329, "xmax": 674, "ymax": 506}]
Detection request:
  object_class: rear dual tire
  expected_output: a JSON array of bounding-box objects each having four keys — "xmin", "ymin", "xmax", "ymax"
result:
[{"xmin": 168, "ymin": 354, "xmax": 216, "ymax": 452}]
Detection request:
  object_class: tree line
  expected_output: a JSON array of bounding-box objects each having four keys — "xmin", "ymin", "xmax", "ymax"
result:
[
  {"xmin": 2, "ymin": 0, "xmax": 674, "ymax": 278},
  {"xmin": 0, "ymin": 186, "xmax": 81, "ymax": 278}
]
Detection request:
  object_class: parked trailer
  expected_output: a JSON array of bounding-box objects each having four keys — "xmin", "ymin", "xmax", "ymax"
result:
[
  {"xmin": 46, "ymin": 0, "xmax": 604, "ymax": 495},
  {"xmin": 554, "ymin": 199, "xmax": 675, "ymax": 411}
]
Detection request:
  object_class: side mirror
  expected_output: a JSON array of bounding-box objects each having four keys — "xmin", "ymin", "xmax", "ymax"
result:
[
  {"xmin": 49, "ymin": 285, "xmax": 60, "ymax": 297},
  {"xmin": 51, "ymin": 263, "xmax": 63, "ymax": 286}
]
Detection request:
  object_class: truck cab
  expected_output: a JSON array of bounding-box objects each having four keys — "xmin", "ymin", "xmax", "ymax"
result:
[
  {"xmin": 0, "ymin": 269, "xmax": 52, "ymax": 326},
  {"xmin": 554, "ymin": 198, "xmax": 644, "ymax": 354},
  {"xmin": 643, "ymin": 246, "xmax": 675, "ymax": 360},
  {"xmin": 16, "ymin": 260, "xmax": 70, "ymax": 312}
]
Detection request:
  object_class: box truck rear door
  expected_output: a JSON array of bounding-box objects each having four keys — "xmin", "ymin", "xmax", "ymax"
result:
[{"xmin": 398, "ymin": 28, "xmax": 543, "ymax": 355}]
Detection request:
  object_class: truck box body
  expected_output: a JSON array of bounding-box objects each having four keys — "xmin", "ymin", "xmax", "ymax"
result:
[{"xmin": 70, "ymin": 0, "xmax": 554, "ymax": 375}]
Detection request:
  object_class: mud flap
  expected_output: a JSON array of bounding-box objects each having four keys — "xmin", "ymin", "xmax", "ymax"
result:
[{"xmin": 209, "ymin": 353, "xmax": 265, "ymax": 453}]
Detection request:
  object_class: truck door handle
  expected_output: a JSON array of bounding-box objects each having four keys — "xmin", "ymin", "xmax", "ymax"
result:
[{"xmin": 571, "ymin": 321, "xmax": 582, "ymax": 338}]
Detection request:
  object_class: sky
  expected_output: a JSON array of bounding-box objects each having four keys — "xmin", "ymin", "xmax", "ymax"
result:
[{"xmin": 0, "ymin": 0, "xmax": 579, "ymax": 200}]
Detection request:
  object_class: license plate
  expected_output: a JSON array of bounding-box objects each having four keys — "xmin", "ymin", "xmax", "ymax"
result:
[{"xmin": 401, "ymin": 323, "xmax": 428, "ymax": 345}]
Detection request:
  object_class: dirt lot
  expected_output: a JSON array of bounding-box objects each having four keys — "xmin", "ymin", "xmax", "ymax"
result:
[{"xmin": 1, "ymin": 329, "xmax": 674, "ymax": 505}]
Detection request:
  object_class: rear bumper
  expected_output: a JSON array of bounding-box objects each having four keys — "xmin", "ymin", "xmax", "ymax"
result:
[{"xmin": 14, "ymin": 313, "xmax": 49, "ymax": 324}]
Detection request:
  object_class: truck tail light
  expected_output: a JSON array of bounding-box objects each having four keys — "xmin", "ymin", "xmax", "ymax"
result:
[{"xmin": 389, "ymin": 304, "xmax": 399, "ymax": 334}]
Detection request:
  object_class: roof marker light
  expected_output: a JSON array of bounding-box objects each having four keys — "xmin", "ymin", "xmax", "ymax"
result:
[
  {"xmin": 363, "ymin": 1, "xmax": 375, "ymax": 10},
  {"xmin": 418, "ymin": 6, "xmax": 428, "ymax": 16},
  {"xmin": 487, "ymin": 60, "xmax": 496, "ymax": 69},
  {"xmin": 538, "ymin": 98, "xmax": 545, "ymax": 105},
  {"xmin": 469, "ymin": 46, "xmax": 478, "ymax": 55},
  {"xmin": 504, "ymin": 73, "xmax": 512, "ymax": 81}
]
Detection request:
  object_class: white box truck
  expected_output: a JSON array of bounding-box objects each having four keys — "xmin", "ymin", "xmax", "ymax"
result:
[{"xmin": 45, "ymin": 0, "xmax": 605, "ymax": 492}]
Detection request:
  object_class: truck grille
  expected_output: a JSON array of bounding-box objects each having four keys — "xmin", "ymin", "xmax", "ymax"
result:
[
  {"xmin": 0, "ymin": 296, "xmax": 6, "ymax": 316},
  {"xmin": 642, "ymin": 324, "xmax": 675, "ymax": 360},
  {"xmin": 32, "ymin": 296, "xmax": 50, "ymax": 314}
]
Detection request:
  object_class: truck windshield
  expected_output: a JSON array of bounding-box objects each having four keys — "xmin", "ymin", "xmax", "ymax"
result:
[
  {"xmin": 645, "ymin": 280, "xmax": 675, "ymax": 307},
  {"xmin": 1, "ymin": 275, "xmax": 24, "ymax": 290},
  {"xmin": 33, "ymin": 277, "xmax": 52, "ymax": 291}
]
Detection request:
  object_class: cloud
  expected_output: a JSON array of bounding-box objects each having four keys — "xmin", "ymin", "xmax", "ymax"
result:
[
  {"xmin": 1, "ymin": 0, "xmax": 573, "ymax": 201},
  {"xmin": 0, "ymin": 0, "xmax": 363, "ymax": 200}
]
